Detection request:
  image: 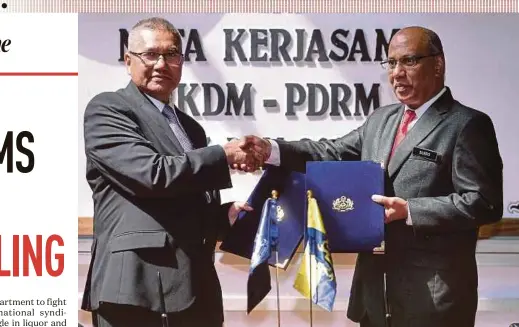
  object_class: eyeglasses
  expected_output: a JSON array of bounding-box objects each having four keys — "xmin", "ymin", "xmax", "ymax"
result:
[
  {"xmin": 380, "ymin": 53, "xmax": 441, "ymax": 70},
  {"xmin": 129, "ymin": 51, "xmax": 184, "ymax": 66}
]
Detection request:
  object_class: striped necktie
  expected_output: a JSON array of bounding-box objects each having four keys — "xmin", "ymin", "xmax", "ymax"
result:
[{"xmin": 162, "ymin": 104, "xmax": 193, "ymax": 151}]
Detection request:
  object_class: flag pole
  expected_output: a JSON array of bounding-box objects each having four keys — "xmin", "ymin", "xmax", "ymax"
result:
[
  {"xmin": 275, "ymin": 250, "xmax": 281, "ymax": 327},
  {"xmin": 306, "ymin": 190, "xmax": 313, "ymax": 327},
  {"xmin": 271, "ymin": 190, "xmax": 281, "ymax": 327},
  {"xmin": 157, "ymin": 271, "xmax": 170, "ymax": 327},
  {"xmin": 384, "ymin": 272, "xmax": 391, "ymax": 327},
  {"xmin": 375, "ymin": 240, "xmax": 390, "ymax": 326}
]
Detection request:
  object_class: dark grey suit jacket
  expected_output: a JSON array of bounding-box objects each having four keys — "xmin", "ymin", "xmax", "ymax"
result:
[
  {"xmin": 81, "ymin": 81, "xmax": 233, "ymax": 321},
  {"xmin": 275, "ymin": 88, "xmax": 503, "ymax": 326}
]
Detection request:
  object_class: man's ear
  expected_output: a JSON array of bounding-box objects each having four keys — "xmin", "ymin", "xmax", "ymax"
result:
[
  {"xmin": 435, "ymin": 56, "xmax": 445, "ymax": 77},
  {"xmin": 124, "ymin": 53, "xmax": 132, "ymax": 75}
]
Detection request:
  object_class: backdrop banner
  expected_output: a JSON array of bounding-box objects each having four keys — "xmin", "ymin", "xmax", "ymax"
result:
[{"xmin": 78, "ymin": 13, "xmax": 519, "ymax": 219}]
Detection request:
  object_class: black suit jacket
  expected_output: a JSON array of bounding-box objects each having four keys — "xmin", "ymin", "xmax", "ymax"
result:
[
  {"xmin": 275, "ymin": 88, "xmax": 503, "ymax": 325},
  {"xmin": 81, "ymin": 81, "xmax": 233, "ymax": 320}
]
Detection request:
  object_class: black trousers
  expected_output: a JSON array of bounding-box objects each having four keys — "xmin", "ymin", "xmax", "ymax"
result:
[
  {"xmin": 92, "ymin": 302, "xmax": 222, "ymax": 327},
  {"xmin": 357, "ymin": 265, "xmax": 477, "ymax": 327}
]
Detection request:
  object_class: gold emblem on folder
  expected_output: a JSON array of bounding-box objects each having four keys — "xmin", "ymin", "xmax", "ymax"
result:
[
  {"xmin": 332, "ymin": 196, "xmax": 354, "ymax": 212},
  {"xmin": 276, "ymin": 206, "xmax": 285, "ymax": 222}
]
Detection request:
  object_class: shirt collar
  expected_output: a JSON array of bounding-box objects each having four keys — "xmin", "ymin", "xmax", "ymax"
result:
[
  {"xmin": 144, "ymin": 93, "xmax": 169, "ymax": 113},
  {"xmin": 405, "ymin": 86, "xmax": 447, "ymax": 119}
]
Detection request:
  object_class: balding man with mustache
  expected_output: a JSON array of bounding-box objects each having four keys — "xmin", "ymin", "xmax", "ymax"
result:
[{"xmin": 240, "ymin": 26, "xmax": 503, "ymax": 327}]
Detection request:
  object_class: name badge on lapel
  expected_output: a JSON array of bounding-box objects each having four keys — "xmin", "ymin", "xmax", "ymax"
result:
[{"xmin": 412, "ymin": 147, "xmax": 441, "ymax": 163}]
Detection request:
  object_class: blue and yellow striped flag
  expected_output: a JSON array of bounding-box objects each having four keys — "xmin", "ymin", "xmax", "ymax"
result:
[{"xmin": 293, "ymin": 190, "xmax": 337, "ymax": 312}]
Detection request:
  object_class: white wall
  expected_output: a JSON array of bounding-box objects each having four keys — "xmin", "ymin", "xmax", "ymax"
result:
[{"xmin": 78, "ymin": 13, "xmax": 519, "ymax": 218}]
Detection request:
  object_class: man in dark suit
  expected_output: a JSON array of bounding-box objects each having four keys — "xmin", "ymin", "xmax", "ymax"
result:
[
  {"xmin": 81, "ymin": 17, "xmax": 260, "ymax": 327},
  {"xmin": 240, "ymin": 26, "xmax": 503, "ymax": 327}
]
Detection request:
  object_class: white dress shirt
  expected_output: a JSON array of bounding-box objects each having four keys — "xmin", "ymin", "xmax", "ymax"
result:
[{"xmin": 145, "ymin": 93, "xmax": 169, "ymax": 113}]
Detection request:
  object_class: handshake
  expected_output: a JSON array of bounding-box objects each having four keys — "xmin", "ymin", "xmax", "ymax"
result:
[{"xmin": 222, "ymin": 135, "xmax": 272, "ymax": 172}]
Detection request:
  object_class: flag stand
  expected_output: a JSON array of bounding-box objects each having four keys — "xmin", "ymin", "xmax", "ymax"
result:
[
  {"xmin": 271, "ymin": 190, "xmax": 281, "ymax": 327},
  {"xmin": 309, "ymin": 258, "xmax": 313, "ymax": 327},
  {"xmin": 307, "ymin": 190, "xmax": 313, "ymax": 327},
  {"xmin": 274, "ymin": 250, "xmax": 281, "ymax": 327},
  {"xmin": 375, "ymin": 239, "xmax": 391, "ymax": 327},
  {"xmin": 383, "ymin": 272, "xmax": 391, "ymax": 327},
  {"xmin": 157, "ymin": 271, "xmax": 170, "ymax": 327}
]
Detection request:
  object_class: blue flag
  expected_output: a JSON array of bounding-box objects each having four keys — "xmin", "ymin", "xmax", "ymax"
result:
[{"xmin": 246, "ymin": 195, "xmax": 279, "ymax": 314}]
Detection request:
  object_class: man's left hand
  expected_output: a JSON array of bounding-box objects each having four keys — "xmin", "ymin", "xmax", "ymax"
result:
[
  {"xmin": 371, "ymin": 195, "xmax": 408, "ymax": 224},
  {"xmin": 228, "ymin": 201, "xmax": 253, "ymax": 225}
]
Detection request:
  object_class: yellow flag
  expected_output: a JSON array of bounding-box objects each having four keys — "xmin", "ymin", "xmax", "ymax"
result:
[{"xmin": 293, "ymin": 196, "xmax": 337, "ymax": 312}]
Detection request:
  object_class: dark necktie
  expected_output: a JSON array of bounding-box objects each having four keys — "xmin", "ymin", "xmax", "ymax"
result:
[
  {"xmin": 163, "ymin": 105, "xmax": 214, "ymax": 207},
  {"xmin": 162, "ymin": 104, "xmax": 193, "ymax": 151},
  {"xmin": 389, "ymin": 109, "xmax": 416, "ymax": 160}
]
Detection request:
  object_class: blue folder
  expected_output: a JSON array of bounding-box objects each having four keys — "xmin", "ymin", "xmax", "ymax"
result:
[
  {"xmin": 305, "ymin": 161, "xmax": 385, "ymax": 253},
  {"xmin": 219, "ymin": 166, "xmax": 306, "ymax": 269}
]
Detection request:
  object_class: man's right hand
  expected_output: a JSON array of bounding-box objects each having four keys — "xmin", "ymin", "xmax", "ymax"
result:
[
  {"xmin": 241, "ymin": 135, "xmax": 271, "ymax": 160},
  {"xmin": 222, "ymin": 136, "xmax": 272, "ymax": 172}
]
